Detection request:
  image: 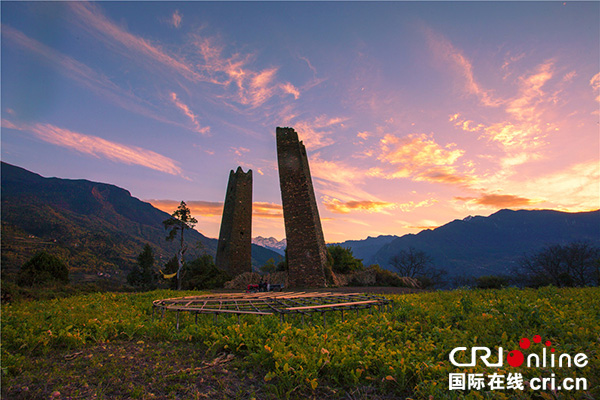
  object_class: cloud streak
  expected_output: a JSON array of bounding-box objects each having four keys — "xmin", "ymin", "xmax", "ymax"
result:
[
  {"xmin": 4, "ymin": 120, "xmax": 183, "ymax": 176},
  {"xmin": 170, "ymin": 92, "xmax": 210, "ymax": 135},
  {"xmin": 424, "ymin": 26, "xmax": 501, "ymax": 107},
  {"xmin": 69, "ymin": 2, "xmax": 201, "ymax": 82},
  {"xmin": 322, "ymin": 197, "xmax": 396, "ymax": 214},
  {"xmin": 455, "ymin": 193, "xmax": 537, "ymax": 208}
]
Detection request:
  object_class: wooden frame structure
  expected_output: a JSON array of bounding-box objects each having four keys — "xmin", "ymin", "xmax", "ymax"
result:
[{"xmin": 153, "ymin": 292, "xmax": 391, "ymax": 328}]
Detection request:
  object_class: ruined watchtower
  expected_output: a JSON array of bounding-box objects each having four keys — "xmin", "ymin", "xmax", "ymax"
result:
[
  {"xmin": 276, "ymin": 127, "xmax": 328, "ymax": 287},
  {"xmin": 216, "ymin": 167, "xmax": 252, "ymax": 276}
]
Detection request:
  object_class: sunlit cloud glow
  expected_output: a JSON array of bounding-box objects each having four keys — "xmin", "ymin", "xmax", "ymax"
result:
[
  {"xmin": 322, "ymin": 197, "xmax": 396, "ymax": 214},
  {"xmin": 455, "ymin": 193, "xmax": 537, "ymax": 208},
  {"xmin": 5, "ymin": 121, "xmax": 183, "ymax": 176},
  {"xmin": 370, "ymin": 133, "xmax": 473, "ymax": 185},
  {"xmin": 149, "ymin": 200, "xmax": 283, "ymax": 219}
]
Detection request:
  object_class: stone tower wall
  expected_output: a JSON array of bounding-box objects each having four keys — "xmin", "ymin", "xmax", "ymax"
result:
[
  {"xmin": 215, "ymin": 167, "xmax": 252, "ymax": 276},
  {"xmin": 276, "ymin": 127, "xmax": 327, "ymax": 287}
]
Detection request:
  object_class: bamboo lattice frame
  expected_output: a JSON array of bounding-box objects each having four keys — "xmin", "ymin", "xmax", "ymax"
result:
[{"xmin": 153, "ymin": 291, "xmax": 391, "ymax": 326}]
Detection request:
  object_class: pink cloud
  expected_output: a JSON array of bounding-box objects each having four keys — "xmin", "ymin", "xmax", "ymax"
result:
[
  {"xmin": 280, "ymin": 115, "xmax": 347, "ymax": 150},
  {"xmin": 170, "ymin": 92, "xmax": 210, "ymax": 135},
  {"xmin": 590, "ymin": 72, "xmax": 600, "ymax": 102},
  {"xmin": 5, "ymin": 120, "xmax": 183, "ymax": 176},
  {"xmin": 424, "ymin": 26, "xmax": 501, "ymax": 107},
  {"xmin": 69, "ymin": 2, "xmax": 201, "ymax": 82},
  {"xmin": 170, "ymin": 10, "xmax": 182, "ymax": 29}
]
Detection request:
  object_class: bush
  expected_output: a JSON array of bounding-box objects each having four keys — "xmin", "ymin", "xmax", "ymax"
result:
[
  {"xmin": 327, "ymin": 245, "xmax": 363, "ymax": 274},
  {"xmin": 476, "ymin": 275, "xmax": 509, "ymax": 289},
  {"xmin": 17, "ymin": 251, "xmax": 69, "ymax": 287},
  {"xmin": 348, "ymin": 265, "xmax": 408, "ymax": 287},
  {"xmin": 127, "ymin": 244, "xmax": 158, "ymax": 290},
  {"xmin": 180, "ymin": 255, "xmax": 231, "ymax": 290}
]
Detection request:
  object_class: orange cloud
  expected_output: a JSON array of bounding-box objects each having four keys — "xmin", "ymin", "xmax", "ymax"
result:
[
  {"xmin": 6, "ymin": 121, "xmax": 183, "ymax": 176},
  {"xmin": 455, "ymin": 194, "xmax": 536, "ymax": 208},
  {"xmin": 371, "ymin": 133, "xmax": 473, "ymax": 185},
  {"xmin": 253, "ymin": 202, "xmax": 283, "ymax": 219},
  {"xmin": 149, "ymin": 200, "xmax": 283, "ymax": 219},
  {"xmin": 322, "ymin": 197, "xmax": 395, "ymax": 214},
  {"xmin": 150, "ymin": 200, "xmax": 223, "ymax": 216},
  {"xmin": 170, "ymin": 92, "xmax": 210, "ymax": 135}
]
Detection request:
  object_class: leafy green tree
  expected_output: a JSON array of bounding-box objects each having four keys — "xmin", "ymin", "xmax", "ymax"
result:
[
  {"xmin": 18, "ymin": 251, "xmax": 69, "ymax": 286},
  {"xmin": 327, "ymin": 245, "xmax": 363, "ymax": 274},
  {"xmin": 163, "ymin": 201, "xmax": 198, "ymax": 290},
  {"xmin": 127, "ymin": 244, "xmax": 157, "ymax": 290}
]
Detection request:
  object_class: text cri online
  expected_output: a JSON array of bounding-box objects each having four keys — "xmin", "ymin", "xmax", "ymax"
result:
[{"xmin": 530, "ymin": 375, "xmax": 587, "ymax": 391}]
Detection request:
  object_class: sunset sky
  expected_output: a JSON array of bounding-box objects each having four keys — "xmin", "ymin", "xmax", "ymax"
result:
[{"xmin": 2, "ymin": 2, "xmax": 599, "ymax": 242}]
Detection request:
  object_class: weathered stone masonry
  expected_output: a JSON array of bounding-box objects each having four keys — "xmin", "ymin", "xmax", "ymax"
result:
[
  {"xmin": 276, "ymin": 127, "xmax": 328, "ymax": 287},
  {"xmin": 215, "ymin": 167, "xmax": 252, "ymax": 276}
]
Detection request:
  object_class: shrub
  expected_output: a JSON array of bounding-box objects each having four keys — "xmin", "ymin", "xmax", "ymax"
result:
[
  {"xmin": 17, "ymin": 251, "xmax": 69, "ymax": 287},
  {"xmin": 127, "ymin": 244, "xmax": 158, "ymax": 290},
  {"xmin": 181, "ymin": 254, "xmax": 231, "ymax": 290},
  {"xmin": 476, "ymin": 275, "xmax": 509, "ymax": 289},
  {"xmin": 327, "ymin": 245, "xmax": 363, "ymax": 274}
]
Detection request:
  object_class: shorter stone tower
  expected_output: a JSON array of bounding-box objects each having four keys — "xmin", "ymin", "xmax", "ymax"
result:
[
  {"xmin": 277, "ymin": 127, "xmax": 328, "ymax": 287},
  {"xmin": 215, "ymin": 167, "xmax": 252, "ymax": 276}
]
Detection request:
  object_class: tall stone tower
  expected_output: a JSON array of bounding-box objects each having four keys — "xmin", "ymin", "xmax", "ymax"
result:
[
  {"xmin": 276, "ymin": 127, "xmax": 328, "ymax": 287},
  {"xmin": 216, "ymin": 167, "xmax": 252, "ymax": 276}
]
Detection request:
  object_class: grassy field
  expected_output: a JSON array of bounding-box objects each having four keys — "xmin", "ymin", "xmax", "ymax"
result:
[{"xmin": 2, "ymin": 287, "xmax": 598, "ymax": 399}]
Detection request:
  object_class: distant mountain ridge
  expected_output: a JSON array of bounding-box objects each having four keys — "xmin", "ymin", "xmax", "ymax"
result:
[
  {"xmin": 330, "ymin": 235, "xmax": 399, "ymax": 263},
  {"xmin": 369, "ymin": 209, "xmax": 600, "ymax": 277},
  {"xmin": 1, "ymin": 162, "xmax": 282, "ymax": 283},
  {"xmin": 252, "ymin": 236, "xmax": 287, "ymax": 255}
]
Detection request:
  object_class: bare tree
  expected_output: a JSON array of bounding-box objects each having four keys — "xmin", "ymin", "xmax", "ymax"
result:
[
  {"xmin": 163, "ymin": 201, "xmax": 198, "ymax": 290},
  {"xmin": 518, "ymin": 241, "xmax": 600, "ymax": 287},
  {"xmin": 389, "ymin": 247, "xmax": 433, "ymax": 278}
]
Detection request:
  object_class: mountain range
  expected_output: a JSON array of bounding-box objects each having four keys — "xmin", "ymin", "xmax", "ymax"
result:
[
  {"xmin": 2, "ymin": 162, "xmax": 598, "ymax": 284},
  {"xmin": 1, "ymin": 162, "xmax": 281, "ymax": 284},
  {"xmin": 251, "ymin": 236, "xmax": 287, "ymax": 255},
  {"xmin": 336, "ymin": 209, "xmax": 600, "ymax": 277}
]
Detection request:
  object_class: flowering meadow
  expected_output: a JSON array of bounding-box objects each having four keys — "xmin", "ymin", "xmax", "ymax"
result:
[{"xmin": 2, "ymin": 287, "xmax": 598, "ymax": 399}]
